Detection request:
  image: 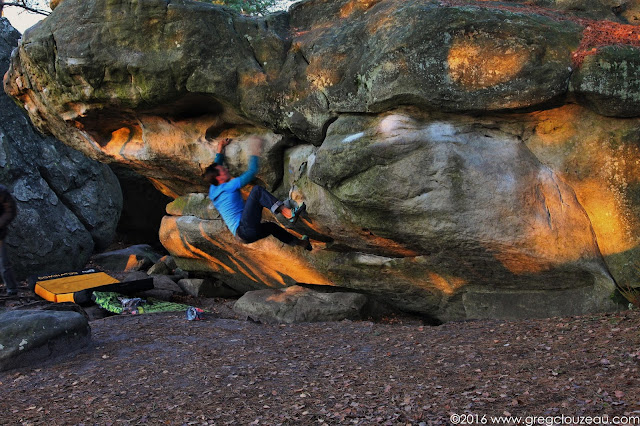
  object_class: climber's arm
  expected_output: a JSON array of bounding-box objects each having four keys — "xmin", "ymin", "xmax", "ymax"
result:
[
  {"xmin": 214, "ymin": 138, "xmax": 232, "ymax": 165},
  {"xmin": 228, "ymin": 136, "xmax": 263, "ymax": 189}
]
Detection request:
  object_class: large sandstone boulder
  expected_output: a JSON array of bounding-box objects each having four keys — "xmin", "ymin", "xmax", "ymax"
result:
[
  {"xmin": 163, "ymin": 110, "xmax": 620, "ymax": 320},
  {"xmin": 1, "ymin": 18, "xmax": 122, "ymax": 279},
  {"xmin": 5, "ymin": 0, "xmax": 640, "ymax": 320}
]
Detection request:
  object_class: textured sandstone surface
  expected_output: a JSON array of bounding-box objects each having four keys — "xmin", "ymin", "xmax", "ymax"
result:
[{"xmin": 5, "ymin": 0, "xmax": 640, "ymax": 320}]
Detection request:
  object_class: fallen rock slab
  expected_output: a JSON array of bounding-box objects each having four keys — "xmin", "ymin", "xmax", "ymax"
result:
[
  {"xmin": 139, "ymin": 275, "xmax": 184, "ymax": 301},
  {"xmin": 91, "ymin": 244, "xmax": 162, "ymax": 272},
  {"xmin": 0, "ymin": 310, "xmax": 91, "ymax": 372},
  {"xmin": 147, "ymin": 261, "xmax": 171, "ymax": 276},
  {"xmin": 233, "ymin": 285, "xmax": 370, "ymax": 324}
]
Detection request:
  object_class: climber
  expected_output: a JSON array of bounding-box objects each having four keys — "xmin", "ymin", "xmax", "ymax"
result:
[{"xmin": 203, "ymin": 135, "xmax": 312, "ymax": 251}]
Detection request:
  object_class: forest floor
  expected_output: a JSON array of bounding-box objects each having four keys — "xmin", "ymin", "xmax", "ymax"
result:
[{"xmin": 1, "ymin": 287, "xmax": 640, "ymax": 425}]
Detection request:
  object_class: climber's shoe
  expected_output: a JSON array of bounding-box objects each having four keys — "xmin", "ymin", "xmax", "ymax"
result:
[
  {"xmin": 289, "ymin": 202, "xmax": 306, "ymax": 224},
  {"xmin": 300, "ymin": 235, "xmax": 313, "ymax": 251}
]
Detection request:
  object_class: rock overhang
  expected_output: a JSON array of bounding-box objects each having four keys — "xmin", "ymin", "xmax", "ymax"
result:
[{"xmin": 5, "ymin": 0, "xmax": 640, "ymax": 320}]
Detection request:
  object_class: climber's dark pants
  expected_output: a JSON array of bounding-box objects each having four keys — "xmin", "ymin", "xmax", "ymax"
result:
[{"xmin": 236, "ymin": 186, "xmax": 298, "ymax": 246}]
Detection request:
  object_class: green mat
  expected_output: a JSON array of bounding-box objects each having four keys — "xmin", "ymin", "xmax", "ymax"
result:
[{"xmin": 93, "ymin": 291, "xmax": 191, "ymax": 315}]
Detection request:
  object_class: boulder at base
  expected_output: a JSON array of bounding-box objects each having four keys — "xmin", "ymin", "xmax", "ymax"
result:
[
  {"xmin": 178, "ymin": 278, "xmax": 240, "ymax": 298},
  {"xmin": 233, "ymin": 285, "xmax": 371, "ymax": 324},
  {"xmin": 0, "ymin": 310, "xmax": 91, "ymax": 372},
  {"xmin": 91, "ymin": 244, "xmax": 162, "ymax": 272}
]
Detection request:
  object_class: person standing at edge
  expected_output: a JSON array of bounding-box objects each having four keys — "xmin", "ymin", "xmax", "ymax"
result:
[
  {"xmin": 203, "ymin": 136, "xmax": 312, "ymax": 251},
  {"xmin": 0, "ymin": 185, "xmax": 18, "ymax": 296}
]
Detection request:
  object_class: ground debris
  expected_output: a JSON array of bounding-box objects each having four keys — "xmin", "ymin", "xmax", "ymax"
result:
[{"xmin": 1, "ymin": 303, "xmax": 640, "ymax": 424}]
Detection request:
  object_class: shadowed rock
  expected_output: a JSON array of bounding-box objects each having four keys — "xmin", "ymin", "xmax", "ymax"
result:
[
  {"xmin": 0, "ymin": 309, "xmax": 91, "ymax": 372},
  {"xmin": 1, "ymin": 18, "xmax": 122, "ymax": 279}
]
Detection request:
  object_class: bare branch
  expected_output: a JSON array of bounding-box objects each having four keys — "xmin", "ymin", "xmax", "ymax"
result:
[{"xmin": 3, "ymin": 2, "xmax": 50, "ymax": 15}]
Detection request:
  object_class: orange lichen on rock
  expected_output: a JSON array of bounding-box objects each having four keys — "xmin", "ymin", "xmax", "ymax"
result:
[
  {"xmin": 440, "ymin": 0, "xmax": 640, "ymax": 67},
  {"xmin": 266, "ymin": 285, "xmax": 307, "ymax": 303},
  {"xmin": 427, "ymin": 271, "xmax": 467, "ymax": 295},
  {"xmin": 307, "ymin": 55, "xmax": 344, "ymax": 90},
  {"xmin": 529, "ymin": 105, "xmax": 580, "ymax": 146},
  {"xmin": 572, "ymin": 21, "xmax": 640, "ymax": 66},
  {"xmin": 571, "ymin": 178, "xmax": 637, "ymax": 257},
  {"xmin": 239, "ymin": 70, "xmax": 268, "ymax": 88},
  {"xmin": 339, "ymin": 0, "xmax": 381, "ymax": 18},
  {"xmin": 448, "ymin": 35, "xmax": 529, "ymax": 89}
]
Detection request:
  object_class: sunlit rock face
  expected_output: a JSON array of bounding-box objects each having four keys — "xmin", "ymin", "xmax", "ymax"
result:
[
  {"xmin": 522, "ymin": 104, "xmax": 640, "ymax": 304},
  {"xmin": 6, "ymin": 0, "xmax": 640, "ymax": 320}
]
